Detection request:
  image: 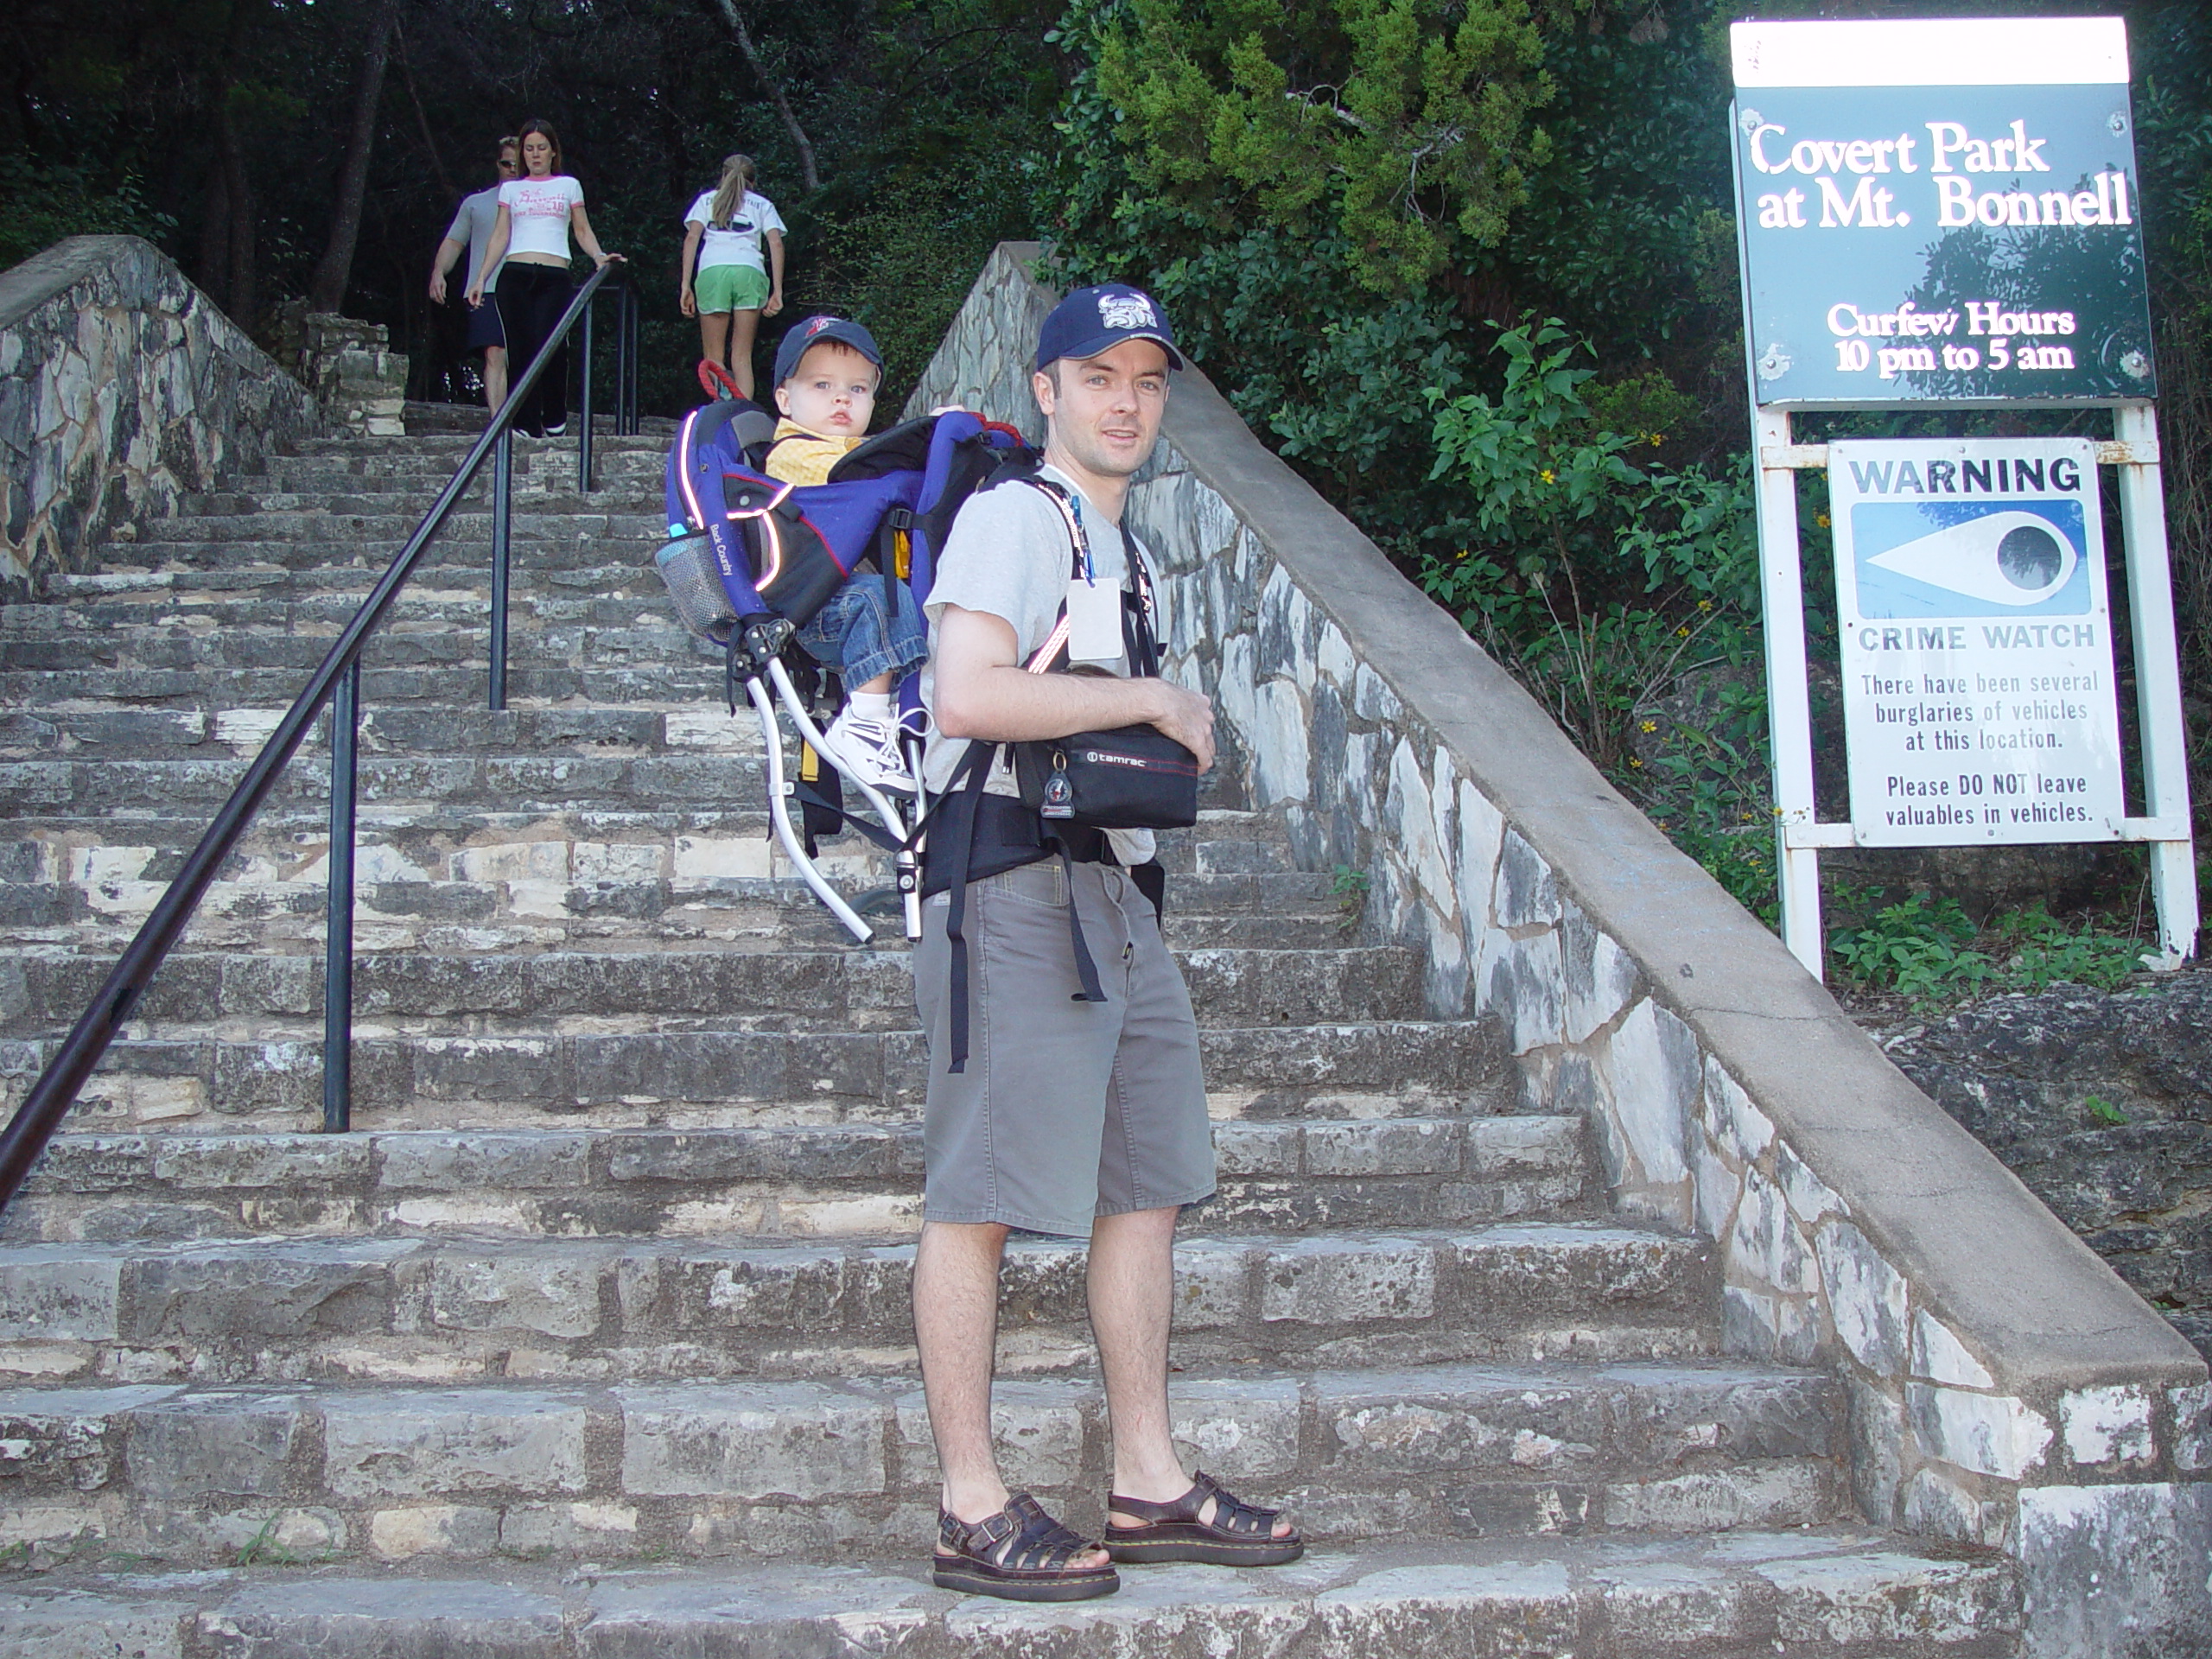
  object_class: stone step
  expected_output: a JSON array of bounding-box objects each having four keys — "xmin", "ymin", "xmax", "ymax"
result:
[
  {"xmin": 0, "ymin": 1533, "xmax": 2023, "ymax": 1656},
  {"xmin": 39, "ymin": 558, "xmax": 651, "ymax": 604},
  {"xmin": 3, "ymin": 1117, "xmax": 1590, "ymax": 1243},
  {"xmin": 0, "ymin": 702, "xmax": 758, "ymax": 761},
  {"xmin": 0, "ymin": 883, "xmax": 1342, "ymax": 959},
  {"xmin": 3, "ymin": 932, "xmax": 1419, "ymax": 1031},
  {"xmin": 138, "ymin": 509, "xmax": 660, "ymax": 547},
  {"xmin": 400, "ymin": 400, "xmax": 681, "ymax": 437},
  {"xmin": 105, "ymin": 537, "xmax": 662, "ymax": 576},
  {"xmin": 0, "ymin": 1223, "xmax": 1716, "ymax": 1386},
  {"xmin": 0, "ymin": 1360, "xmax": 1840, "ymax": 1567},
  {"xmin": 0, "ymin": 614, "xmax": 696, "ymax": 672},
  {"xmin": 0, "ymin": 749, "xmax": 779, "ymax": 816},
  {"xmin": 0, "ymin": 811, "xmax": 1324, "ymax": 950},
  {"xmin": 286, "ymin": 431, "xmax": 673, "ymax": 457},
  {"xmin": 184, "ymin": 472, "xmax": 664, "ymax": 506},
  {"xmin": 0, "ymin": 652, "xmax": 703, "ymax": 712},
  {"xmin": 0, "ymin": 664, "xmax": 733, "ymax": 710},
  {"xmin": 20, "ymin": 1014, "xmax": 1504, "ymax": 1138},
  {"xmin": 3, "ymin": 584, "xmax": 673, "ymax": 636}
]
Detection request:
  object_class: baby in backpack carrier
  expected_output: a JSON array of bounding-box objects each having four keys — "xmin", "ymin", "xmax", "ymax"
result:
[{"xmin": 764, "ymin": 316, "xmax": 926, "ymax": 795}]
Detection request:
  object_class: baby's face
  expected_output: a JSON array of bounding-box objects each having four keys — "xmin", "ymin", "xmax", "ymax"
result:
[{"xmin": 776, "ymin": 343, "xmax": 879, "ymax": 437}]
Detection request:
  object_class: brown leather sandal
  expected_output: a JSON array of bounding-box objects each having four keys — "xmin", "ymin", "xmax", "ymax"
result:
[
  {"xmin": 1102, "ymin": 1469, "xmax": 1304, "ymax": 1566},
  {"xmin": 931, "ymin": 1492, "xmax": 1121, "ymax": 1602}
]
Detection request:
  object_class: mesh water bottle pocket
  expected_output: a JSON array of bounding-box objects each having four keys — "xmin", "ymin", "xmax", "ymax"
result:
[{"xmin": 653, "ymin": 532, "xmax": 739, "ymax": 642}]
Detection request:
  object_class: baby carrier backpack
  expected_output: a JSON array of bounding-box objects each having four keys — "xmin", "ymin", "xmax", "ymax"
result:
[{"xmin": 652, "ymin": 397, "xmax": 1036, "ymax": 941}]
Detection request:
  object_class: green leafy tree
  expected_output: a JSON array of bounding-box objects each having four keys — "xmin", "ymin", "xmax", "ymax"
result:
[{"xmin": 1093, "ymin": 0, "xmax": 1559, "ymax": 289}]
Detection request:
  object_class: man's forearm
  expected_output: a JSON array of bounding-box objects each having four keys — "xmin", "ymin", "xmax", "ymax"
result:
[{"xmin": 936, "ymin": 663, "xmax": 1174, "ymax": 744}]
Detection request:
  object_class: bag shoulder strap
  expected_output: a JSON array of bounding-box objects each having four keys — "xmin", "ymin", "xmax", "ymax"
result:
[{"xmin": 1011, "ymin": 476, "xmax": 1160, "ymax": 678}]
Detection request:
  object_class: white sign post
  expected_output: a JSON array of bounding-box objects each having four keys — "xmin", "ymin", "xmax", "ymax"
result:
[{"xmin": 1729, "ymin": 16, "xmax": 2197, "ymax": 976}]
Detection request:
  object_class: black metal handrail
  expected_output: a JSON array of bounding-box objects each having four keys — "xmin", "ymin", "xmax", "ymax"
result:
[{"xmin": 0, "ymin": 262, "xmax": 639, "ymax": 1211}]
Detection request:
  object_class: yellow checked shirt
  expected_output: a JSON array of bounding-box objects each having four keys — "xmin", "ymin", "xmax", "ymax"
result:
[{"xmin": 762, "ymin": 421, "xmax": 867, "ymax": 486}]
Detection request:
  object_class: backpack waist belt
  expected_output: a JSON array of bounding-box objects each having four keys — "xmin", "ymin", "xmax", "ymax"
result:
[{"xmin": 920, "ymin": 791, "xmax": 1110, "ymax": 899}]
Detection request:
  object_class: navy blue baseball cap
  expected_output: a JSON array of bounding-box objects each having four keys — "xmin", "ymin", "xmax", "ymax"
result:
[
  {"xmin": 1034, "ymin": 283, "xmax": 1184, "ymax": 373},
  {"xmin": 773, "ymin": 315, "xmax": 884, "ymax": 387}
]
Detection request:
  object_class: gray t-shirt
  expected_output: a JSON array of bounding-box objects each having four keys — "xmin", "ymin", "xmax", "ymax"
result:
[
  {"xmin": 446, "ymin": 184, "xmax": 505, "ymax": 295},
  {"xmin": 920, "ymin": 464, "xmax": 1158, "ymax": 866}
]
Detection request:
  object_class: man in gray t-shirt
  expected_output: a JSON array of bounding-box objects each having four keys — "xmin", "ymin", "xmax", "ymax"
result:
[
  {"xmin": 429, "ymin": 137, "xmax": 518, "ymax": 411},
  {"xmin": 912, "ymin": 284, "xmax": 1301, "ymax": 1603}
]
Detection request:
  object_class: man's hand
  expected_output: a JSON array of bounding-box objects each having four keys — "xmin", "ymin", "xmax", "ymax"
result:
[{"xmin": 1132, "ymin": 677, "xmax": 1215, "ymax": 772}]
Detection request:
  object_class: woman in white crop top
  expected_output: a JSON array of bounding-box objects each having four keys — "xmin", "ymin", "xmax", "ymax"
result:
[{"xmin": 466, "ymin": 118, "xmax": 620, "ymax": 438}]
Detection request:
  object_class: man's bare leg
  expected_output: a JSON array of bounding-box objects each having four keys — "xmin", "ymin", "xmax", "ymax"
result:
[
  {"xmin": 916, "ymin": 1217, "xmax": 1110, "ymax": 1566},
  {"xmin": 484, "ymin": 345, "xmax": 508, "ymax": 413},
  {"xmin": 1092, "ymin": 1205, "xmax": 1294, "ymax": 1535}
]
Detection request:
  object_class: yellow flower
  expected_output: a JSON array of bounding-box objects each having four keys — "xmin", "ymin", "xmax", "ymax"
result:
[
  {"xmin": 1675, "ymin": 626, "xmax": 1690, "ymax": 637},
  {"xmin": 1649, "ymin": 433, "xmax": 1665, "ymax": 447},
  {"xmin": 1456, "ymin": 548, "xmax": 1470, "ymax": 560},
  {"xmin": 1639, "ymin": 719, "xmax": 1657, "ymax": 734},
  {"xmin": 1698, "ymin": 600, "xmax": 1712, "ymax": 610},
  {"xmin": 1630, "ymin": 757, "xmax": 1644, "ymax": 768},
  {"xmin": 1816, "ymin": 513, "xmax": 1832, "ymax": 528},
  {"xmin": 1540, "ymin": 468, "xmax": 1555, "ymax": 484}
]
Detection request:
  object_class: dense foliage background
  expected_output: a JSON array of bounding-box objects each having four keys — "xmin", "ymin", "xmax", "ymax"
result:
[{"xmin": 5, "ymin": 0, "xmax": 2208, "ymax": 977}]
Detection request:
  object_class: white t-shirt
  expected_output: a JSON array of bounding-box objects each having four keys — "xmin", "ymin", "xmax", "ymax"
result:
[
  {"xmin": 446, "ymin": 184, "xmax": 505, "ymax": 294},
  {"xmin": 684, "ymin": 189, "xmax": 784, "ymax": 273},
  {"xmin": 498, "ymin": 175, "xmax": 585, "ymax": 261},
  {"xmin": 921, "ymin": 465, "xmax": 1160, "ymax": 866}
]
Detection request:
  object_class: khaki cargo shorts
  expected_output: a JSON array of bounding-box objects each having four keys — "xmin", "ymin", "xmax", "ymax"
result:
[{"xmin": 913, "ymin": 858, "xmax": 1215, "ymax": 1237}]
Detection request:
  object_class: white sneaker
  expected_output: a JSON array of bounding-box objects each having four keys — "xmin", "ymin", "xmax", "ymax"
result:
[{"xmin": 821, "ymin": 705, "xmax": 917, "ymax": 796}]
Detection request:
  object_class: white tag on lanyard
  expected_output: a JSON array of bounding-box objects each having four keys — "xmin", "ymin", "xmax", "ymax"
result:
[{"xmin": 1064, "ymin": 577, "xmax": 1125, "ymax": 664}]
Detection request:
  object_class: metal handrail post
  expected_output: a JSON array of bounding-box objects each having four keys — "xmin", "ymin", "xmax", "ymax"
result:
[
  {"xmin": 578, "ymin": 292, "xmax": 596, "ymax": 494},
  {"xmin": 490, "ymin": 426, "xmax": 513, "ymax": 712},
  {"xmin": 624, "ymin": 284, "xmax": 640, "ymax": 435},
  {"xmin": 613, "ymin": 283, "xmax": 631, "ymax": 436},
  {"xmin": 321, "ymin": 662, "xmax": 360, "ymax": 1133}
]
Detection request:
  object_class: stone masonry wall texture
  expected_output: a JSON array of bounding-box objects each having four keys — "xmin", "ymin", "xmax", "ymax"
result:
[
  {"xmin": 912, "ymin": 244, "xmax": 2212, "ymax": 1658},
  {"xmin": 0, "ymin": 235, "xmax": 316, "ymax": 592}
]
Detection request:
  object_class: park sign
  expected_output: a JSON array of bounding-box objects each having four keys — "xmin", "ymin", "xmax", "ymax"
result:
[
  {"xmin": 1832, "ymin": 436, "xmax": 2124, "ymax": 847},
  {"xmin": 1730, "ymin": 17, "xmax": 2153, "ymax": 407}
]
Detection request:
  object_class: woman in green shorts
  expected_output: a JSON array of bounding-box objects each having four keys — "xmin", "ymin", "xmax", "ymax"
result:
[{"xmin": 679, "ymin": 153, "xmax": 786, "ymax": 399}]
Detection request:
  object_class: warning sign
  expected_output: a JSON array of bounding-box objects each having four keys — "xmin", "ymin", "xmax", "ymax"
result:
[{"xmin": 1831, "ymin": 436, "xmax": 2125, "ymax": 845}]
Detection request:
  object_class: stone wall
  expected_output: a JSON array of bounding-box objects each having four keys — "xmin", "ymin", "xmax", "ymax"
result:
[
  {"xmin": 0, "ymin": 235, "xmax": 318, "ymax": 591},
  {"xmin": 913, "ymin": 243, "xmax": 2212, "ymax": 1659},
  {"xmin": 267, "ymin": 303, "xmax": 410, "ymax": 438}
]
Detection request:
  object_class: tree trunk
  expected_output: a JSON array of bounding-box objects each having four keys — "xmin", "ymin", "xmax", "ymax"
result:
[
  {"xmin": 198, "ymin": 156, "xmax": 232, "ymax": 308},
  {"xmin": 703, "ymin": 0, "xmax": 821, "ymax": 193},
  {"xmin": 395, "ymin": 21, "xmax": 455, "ymax": 205},
  {"xmin": 308, "ymin": 0, "xmax": 403, "ymax": 314},
  {"xmin": 223, "ymin": 105, "xmax": 259, "ymax": 330},
  {"xmin": 198, "ymin": 0, "xmax": 268, "ymax": 326}
]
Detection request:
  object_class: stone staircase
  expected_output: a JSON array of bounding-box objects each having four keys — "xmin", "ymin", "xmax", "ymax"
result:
[{"xmin": 0, "ymin": 417, "xmax": 2019, "ymax": 1655}]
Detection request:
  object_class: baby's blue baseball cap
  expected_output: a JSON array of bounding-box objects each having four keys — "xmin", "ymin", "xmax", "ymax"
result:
[
  {"xmin": 1034, "ymin": 283, "xmax": 1184, "ymax": 372},
  {"xmin": 773, "ymin": 315, "xmax": 883, "ymax": 387}
]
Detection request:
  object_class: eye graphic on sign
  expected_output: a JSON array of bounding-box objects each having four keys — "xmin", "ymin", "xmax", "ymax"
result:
[{"xmin": 1865, "ymin": 511, "xmax": 2079, "ymax": 607}]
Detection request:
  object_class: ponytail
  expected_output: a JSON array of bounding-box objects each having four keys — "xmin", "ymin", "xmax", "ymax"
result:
[{"xmin": 709, "ymin": 154, "xmax": 755, "ymax": 231}]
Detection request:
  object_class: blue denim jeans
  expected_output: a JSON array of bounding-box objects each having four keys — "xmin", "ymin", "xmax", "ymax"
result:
[{"xmin": 796, "ymin": 575, "xmax": 927, "ymax": 687}]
